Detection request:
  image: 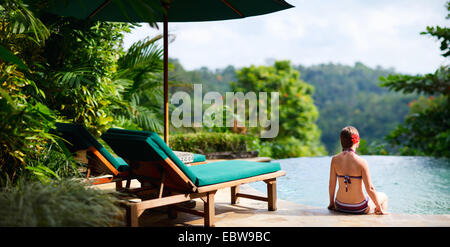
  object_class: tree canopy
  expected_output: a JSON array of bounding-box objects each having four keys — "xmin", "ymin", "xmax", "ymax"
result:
[
  {"xmin": 231, "ymin": 61, "xmax": 327, "ymax": 158},
  {"xmin": 379, "ymin": 2, "xmax": 450, "ymax": 158}
]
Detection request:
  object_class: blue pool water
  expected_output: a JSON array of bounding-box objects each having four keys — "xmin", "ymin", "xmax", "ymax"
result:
[{"xmin": 250, "ymin": 156, "xmax": 450, "ymax": 214}]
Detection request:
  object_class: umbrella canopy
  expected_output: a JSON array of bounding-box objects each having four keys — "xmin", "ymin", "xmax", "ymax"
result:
[
  {"xmin": 40, "ymin": 0, "xmax": 294, "ymax": 145},
  {"xmin": 45, "ymin": 0, "xmax": 294, "ymax": 22}
]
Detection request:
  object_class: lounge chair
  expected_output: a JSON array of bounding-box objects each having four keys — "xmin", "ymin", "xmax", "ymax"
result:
[
  {"xmin": 54, "ymin": 123, "xmax": 207, "ymax": 188},
  {"xmin": 101, "ymin": 128, "xmax": 286, "ymax": 227},
  {"xmin": 54, "ymin": 123, "xmax": 132, "ymax": 188}
]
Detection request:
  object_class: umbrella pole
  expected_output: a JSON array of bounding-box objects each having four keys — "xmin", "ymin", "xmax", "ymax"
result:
[{"xmin": 163, "ymin": 10, "xmax": 169, "ymax": 145}]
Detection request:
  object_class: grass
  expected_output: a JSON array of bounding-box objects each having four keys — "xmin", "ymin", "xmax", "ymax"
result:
[{"xmin": 0, "ymin": 178, "xmax": 124, "ymax": 226}]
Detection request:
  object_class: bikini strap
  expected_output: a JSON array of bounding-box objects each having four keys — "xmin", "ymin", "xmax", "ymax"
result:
[
  {"xmin": 337, "ymin": 175, "xmax": 362, "ymax": 192},
  {"xmin": 342, "ymin": 147, "xmax": 356, "ymax": 153},
  {"xmin": 337, "ymin": 175, "xmax": 362, "ymax": 179}
]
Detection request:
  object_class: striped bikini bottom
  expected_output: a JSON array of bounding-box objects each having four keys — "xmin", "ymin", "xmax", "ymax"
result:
[{"xmin": 335, "ymin": 197, "xmax": 369, "ymax": 214}]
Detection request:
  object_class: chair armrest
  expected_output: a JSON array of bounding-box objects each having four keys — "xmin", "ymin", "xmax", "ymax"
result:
[{"xmin": 186, "ymin": 161, "xmax": 208, "ymax": 166}]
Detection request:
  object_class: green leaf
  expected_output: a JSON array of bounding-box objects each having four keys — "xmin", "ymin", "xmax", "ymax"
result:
[{"xmin": 0, "ymin": 45, "xmax": 28, "ymax": 70}]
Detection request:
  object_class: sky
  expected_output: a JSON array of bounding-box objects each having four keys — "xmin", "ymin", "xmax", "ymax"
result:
[{"xmin": 122, "ymin": 0, "xmax": 449, "ymax": 75}]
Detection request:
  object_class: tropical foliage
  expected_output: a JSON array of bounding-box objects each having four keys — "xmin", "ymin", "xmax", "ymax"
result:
[
  {"xmin": 110, "ymin": 35, "xmax": 165, "ymax": 132},
  {"xmin": 0, "ymin": 0, "xmax": 59, "ymax": 181},
  {"xmin": 0, "ymin": 0, "xmax": 166, "ymax": 182},
  {"xmin": 380, "ymin": 3, "xmax": 450, "ymax": 157},
  {"xmin": 37, "ymin": 18, "xmax": 131, "ymax": 135},
  {"xmin": 0, "ymin": 0, "xmax": 167, "ymax": 226}
]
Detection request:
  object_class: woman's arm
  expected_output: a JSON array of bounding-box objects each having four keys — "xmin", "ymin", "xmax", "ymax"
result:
[
  {"xmin": 328, "ymin": 157, "xmax": 337, "ymax": 209},
  {"xmin": 361, "ymin": 159, "xmax": 384, "ymax": 214}
]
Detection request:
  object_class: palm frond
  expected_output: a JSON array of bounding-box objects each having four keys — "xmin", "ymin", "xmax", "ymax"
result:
[
  {"xmin": 1, "ymin": 0, "xmax": 50, "ymax": 44},
  {"xmin": 125, "ymin": 98, "xmax": 163, "ymax": 133},
  {"xmin": 117, "ymin": 35, "xmax": 163, "ymax": 74},
  {"xmin": 52, "ymin": 67, "xmax": 96, "ymax": 87},
  {"xmin": 132, "ymin": 105, "xmax": 163, "ymax": 132},
  {"xmin": 112, "ymin": 35, "xmax": 167, "ymax": 132},
  {"xmin": 111, "ymin": 78, "xmax": 134, "ymax": 95}
]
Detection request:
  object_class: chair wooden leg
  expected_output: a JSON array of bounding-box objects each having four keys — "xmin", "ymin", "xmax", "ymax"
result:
[
  {"xmin": 167, "ymin": 191, "xmax": 178, "ymax": 219},
  {"xmin": 128, "ymin": 204, "xmax": 143, "ymax": 227},
  {"xmin": 158, "ymin": 171, "xmax": 166, "ymax": 198},
  {"xmin": 168, "ymin": 205, "xmax": 178, "ymax": 219},
  {"xmin": 86, "ymin": 168, "xmax": 91, "ymax": 180},
  {"xmin": 126, "ymin": 204, "xmax": 137, "ymax": 227},
  {"xmin": 266, "ymin": 179, "xmax": 277, "ymax": 211},
  {"xmin": 115, "ymin": 180, "xmax": 123, "ymax": 191},
  {"xmin": 204, "ymin": 191, "xmax": 217, "ymax": 227},
  {"xmin": 231, "ymin": 185, "xmax": 240, "ymax": 204}
]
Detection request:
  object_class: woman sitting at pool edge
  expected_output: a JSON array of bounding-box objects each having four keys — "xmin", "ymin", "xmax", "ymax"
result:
[{"xmin": 328, "ymin": 126, "xmax": 389, "ymax": 215}]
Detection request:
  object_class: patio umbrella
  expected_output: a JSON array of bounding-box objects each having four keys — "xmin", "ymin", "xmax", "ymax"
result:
[{"xmin": 41, "ymin": 0, "xmax": 294, "ymax": 145}]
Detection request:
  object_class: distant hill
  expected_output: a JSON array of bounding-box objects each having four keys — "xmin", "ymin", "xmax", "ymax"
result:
[
  {"xmin": 169, "ymin": 58, "xmax": 234, "ymax": 94},
  {"xmin": 295, "ymin": 62, "xmax": 415, "ymax": 153},
  {"xmin": 170, "ymin": 59, "xmax": 416, "ymax": 154}
]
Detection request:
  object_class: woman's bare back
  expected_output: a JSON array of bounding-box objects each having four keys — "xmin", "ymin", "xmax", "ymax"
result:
[{"xmin": 332, "ymin": 151, "xmax": 366, "ymax": 204}]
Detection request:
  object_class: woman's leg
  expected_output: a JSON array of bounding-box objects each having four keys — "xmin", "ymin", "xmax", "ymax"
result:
[
  {"xmin": 378, "ymin": 192, "xmax": 388, "ymax": 211},
  {"xmin": 366, "ymin": 192, "xmax": 388, "ymax": 214}
]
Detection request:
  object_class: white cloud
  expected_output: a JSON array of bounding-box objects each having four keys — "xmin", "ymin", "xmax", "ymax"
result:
[{"xmin": 123, "ymin": 0, "xmax": 449, "ymax": 74}]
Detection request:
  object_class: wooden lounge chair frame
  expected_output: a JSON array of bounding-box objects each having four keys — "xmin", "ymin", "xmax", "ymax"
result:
[
  {"xmin": 54, "ymin": 123, "xmax": 133, "ymax": 188},
  {"xmin": 73, "ymin": 146, "xmax": 132, "ymax": 189},
  {"xmin": 77, "ymin": 146, "xmax": 207, "ymax": 189},
  {"xmin": 120, "ymin": 157, "xmax": 286, "ymax": 227},
  {"xmin": 61, "ymin": 133, "xmax": 206, "ymax": 189}
]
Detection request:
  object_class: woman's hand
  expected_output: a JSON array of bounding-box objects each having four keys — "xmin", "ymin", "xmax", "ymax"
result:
[
  {"xmin": 374, "ymin": 206, "xmax": 389, "ymax": 215},
  {"xmin": 328, "ymin": 202, "xmax": 335, "ymax": 210}
]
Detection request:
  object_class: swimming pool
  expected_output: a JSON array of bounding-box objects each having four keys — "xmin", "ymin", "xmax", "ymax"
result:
[{"xmin": 250, "ymin": 156, "xmax": 450, "ymax": 214}]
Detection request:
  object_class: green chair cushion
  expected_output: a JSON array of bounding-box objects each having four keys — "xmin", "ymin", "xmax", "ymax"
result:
[
  {"xmin": 54, "ymin": 123, "xmax": 91, "ymax": 150},
  {"xmin": 193, "ymin": 153, "xmax": 206, "ymax": 163},
  {"xmin": 188, "ymin": 160, "xmax": 281, "ymax": 186},
  {"xmin": 55, "ymin": 123, "xmax": 129, "ymax": 172},
  {"xmin": 114, "ymin": 157, "xmax": 130, "ymax": 172}
]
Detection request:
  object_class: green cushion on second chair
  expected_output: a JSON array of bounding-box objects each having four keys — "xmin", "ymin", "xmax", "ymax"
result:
[
  {"xmin": 193, "ymin": 153, "xmax": 206, "ymax": 163},
  {"xmin": 188, "ymin": 160, "xmax": 281, "ymax": 187}
]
